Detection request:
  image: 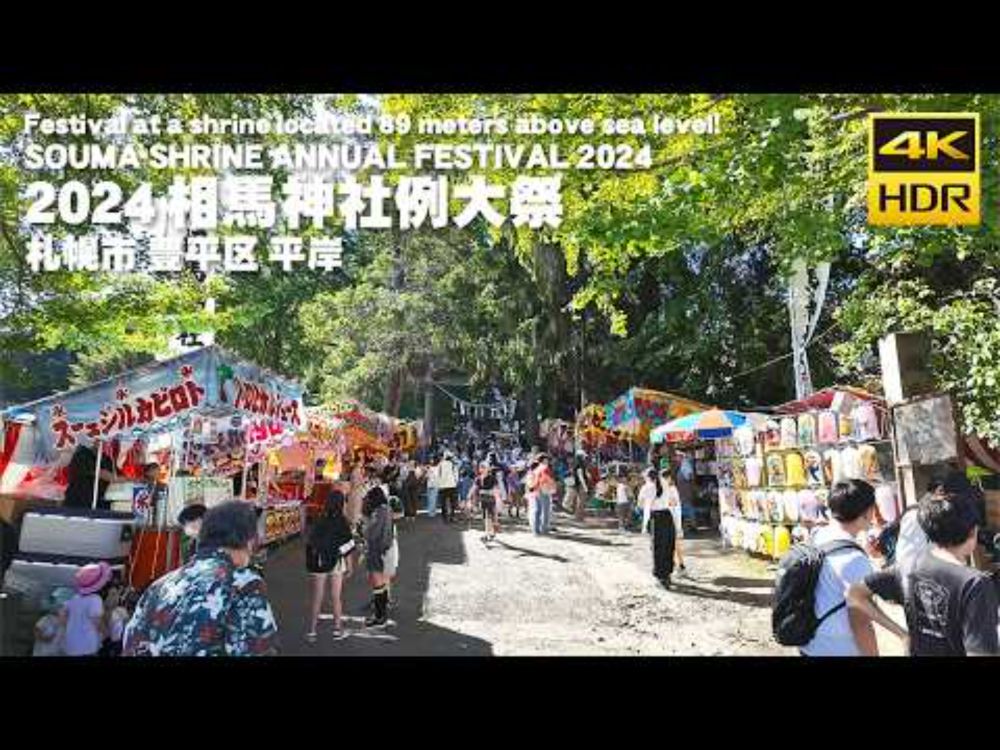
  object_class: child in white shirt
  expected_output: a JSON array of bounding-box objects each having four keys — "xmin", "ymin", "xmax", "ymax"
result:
[{"xmin": 33, "ymin": 587, "xmax": 74, "ymax": 657}]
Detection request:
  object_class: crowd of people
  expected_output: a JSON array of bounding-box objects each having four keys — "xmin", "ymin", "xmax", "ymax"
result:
[
  {"xmin": 28, "ymin": 440, "xmax": 622, "ymax": 656},
  {"xmin": 783, "ymin": 472, "xmax": 999, "ymax": 657},
  {"xmin": 27, "ymin": 433, "xmax": 1000, "ymax": 657}
]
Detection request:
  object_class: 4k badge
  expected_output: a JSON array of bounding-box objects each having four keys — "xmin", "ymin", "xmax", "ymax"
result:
[{"xmin": 868, "ymin": 113, "xmax": 980, "ymax": 226}]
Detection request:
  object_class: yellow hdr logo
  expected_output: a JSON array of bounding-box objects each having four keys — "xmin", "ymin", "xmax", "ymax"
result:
[{"xmin": 867, "ymin": 113, "xmax": 980, "ymax": 226}]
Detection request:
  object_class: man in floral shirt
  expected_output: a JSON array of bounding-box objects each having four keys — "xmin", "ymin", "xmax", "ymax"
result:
[{"xmin": 123, "ymin": 501, "xmax": 278, "ymax": 657}]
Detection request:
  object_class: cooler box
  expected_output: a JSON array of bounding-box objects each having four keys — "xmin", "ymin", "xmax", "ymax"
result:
[
  {"xmin": 0, "ymin": 494, "xmax": 61, "ymax": 526},
  {"xmin": 19, "ymin": 507, "xmax": 134, "ymax": 560},
  {"xmin": 128, "ymin": 529, "xmax": 183, "ymax": 590},
  {"xmin": 7, "ymin": 552, "xmax": 127, "ymax": 591}
]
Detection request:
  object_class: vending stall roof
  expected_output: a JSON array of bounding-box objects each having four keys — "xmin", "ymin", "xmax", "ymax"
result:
[
  {"xmin": 604, "ymin": 387, "xmax": 711, "ymax": 443},
  {"xmin": 1, "ymin": 346, "xmax": 305, "ymax": 462},
  {"xmin": 772, "ymin": 385, "xmax": 881, "ymax": 415}
]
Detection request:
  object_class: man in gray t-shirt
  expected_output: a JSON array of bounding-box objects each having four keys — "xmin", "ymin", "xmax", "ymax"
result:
[{"xmin": 849, "ymin": 490, "xmax": 998, "ymax": 657}]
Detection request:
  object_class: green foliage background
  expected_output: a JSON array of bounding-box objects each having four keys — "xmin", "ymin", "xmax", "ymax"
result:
[{"xmin": 1, "ymin": 94, "xmax": 997, "ymax": 445}]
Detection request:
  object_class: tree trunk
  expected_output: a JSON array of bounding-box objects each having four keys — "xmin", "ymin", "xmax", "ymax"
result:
[
  {"xmin": 383, "ymin": 371, "xmax": 403, "ymax": 416},
  {"xmin": 522, "ymin": 318, "xmax": 541, "ymax": 450},
  {"xmin": 579, "ymin": 307, "xmax": 588, "ymax": 409},
  {"xmin": 522, "ymin": 381, "xmax": 539, "ymax": 449},
  {"xmin": 423, "ymin": 373, "xmax": 435, "ymax": 447}
]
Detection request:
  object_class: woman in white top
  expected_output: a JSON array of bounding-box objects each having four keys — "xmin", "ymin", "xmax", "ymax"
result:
[
  {"xmin": 660, "ymin": 469, "xmax": 687, "ymax": 575},
  {"xmin": 639, "ymin": 467, "xmax": 677, "ymax": 587},
  {"xmin": 615, "ymin": 473, "xmax": 632, "ymax": 531},
  {"xmin": 425, "ymin": 456, "xmax": 441, "ymax": 518}
]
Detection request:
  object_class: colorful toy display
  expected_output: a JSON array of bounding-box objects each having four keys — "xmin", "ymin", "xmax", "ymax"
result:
[{"xmin": 713, "ymin": 387, "xmax": 900, "ymax": 562}]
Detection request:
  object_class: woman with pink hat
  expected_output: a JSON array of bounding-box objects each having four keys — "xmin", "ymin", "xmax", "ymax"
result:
[{"xmin": 60, "ymin": 561, "xmax": 112, "ymax": 657}]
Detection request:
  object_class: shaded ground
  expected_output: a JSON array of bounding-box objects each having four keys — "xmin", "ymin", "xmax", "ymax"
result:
[
  {"xmin": 265, "ymin": 515, "xmax": 493, "ymax": 656},
  {"xmin": 265, "ymin": 506, "xmax": 802, "ymax": 656}
]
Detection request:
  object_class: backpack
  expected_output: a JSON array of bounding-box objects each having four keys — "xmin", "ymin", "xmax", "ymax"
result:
[
  {"xmin": 771, "ymin": 538, "xmax": 864, "ymax": 647},
  {"xmin": 874, "ymin": 505, "xmax": 920, "ymax": 565}
]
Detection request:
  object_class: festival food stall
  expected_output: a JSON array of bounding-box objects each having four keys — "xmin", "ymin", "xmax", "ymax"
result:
[
  {"xmin": 650, "ymin": 408, "xmax": 754, "ymax": 531},
  {"xmin": 316, "ymin": 400, "xmax": 394, "ymax": 461},
  {"xmin": 273, "ymin": 401, "xmax": 398, "ymax": 523},
  {"xmin": 0, "ymin": 346, "xmax": 305, "ymax": 602},
  {"xmin": 269, "ymin": 403, "xmax": 390, "ymax": 524},
  {"xmin": 575, "ymin": 404, "xmax": 612, "ymax": 452}
]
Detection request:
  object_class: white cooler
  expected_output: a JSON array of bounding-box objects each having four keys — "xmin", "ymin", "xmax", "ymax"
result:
[
  {"xmin": 18, "ymin": 509, "xmax": 134, "ymax": 560},
  {"xmin": 7, "ymin": 553, "xmax": 127, "ymax": 592}
]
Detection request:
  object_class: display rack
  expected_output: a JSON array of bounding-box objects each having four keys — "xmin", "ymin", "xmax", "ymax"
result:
[
  {"xmin": 718, "ymin": 397, "xmax": 900, "ymax": 561},
  {"xmin": 262, "ymin": 501, "xmax": 304, "ymax": 546}
]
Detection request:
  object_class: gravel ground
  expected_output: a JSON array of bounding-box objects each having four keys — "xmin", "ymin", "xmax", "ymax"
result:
[
  {"xmin": 266, "ymin": 506, "xmax": 802, "ymax": 656},
  {"xmin": 424, "ymin": 513, "xmax": 790, "ymax": 656}
]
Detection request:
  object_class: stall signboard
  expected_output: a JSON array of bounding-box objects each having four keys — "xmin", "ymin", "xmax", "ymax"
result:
[
  {"xmin": 315, "ymin": 400, "xmax": 379, "ymax": 437},
  {"xmin": 216, "ymin": 352, "xmax": 304, "ymax": 429},
  {"xmin": 893, "ymin": 393, "xmax": 960, "ymax": 467},
  {"xmin": 4, "ymin": 348, "xmax": 215, "ymax": 461},
  {"xmin": 2, "ymin": 347, "xmax": 305, "ymax": 462},
  {"xmin": 312, "ymin": 401, "xmax": 397, "ymax": 442}
]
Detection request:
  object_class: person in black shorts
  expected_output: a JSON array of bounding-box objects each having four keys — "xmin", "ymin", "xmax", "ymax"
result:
[
  {"xmin": 475, "ymin": 463, "xmax": 501, "ymax": 544},
  {"xmin": 304, "ymin": 491, "xmax": 355, "ymax": 642},
  {"xmin": 362, "ymin": 485, "xmax": 395, "ymax": 628}
]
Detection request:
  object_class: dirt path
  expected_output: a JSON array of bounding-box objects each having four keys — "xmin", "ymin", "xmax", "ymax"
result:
[
  {"xmin": 266, "ymin": 508, "xmax": 795, "ymax": 656},
  {"xmin": 422, "ymin": 514, "xmax": 789, "ymax": 655}
]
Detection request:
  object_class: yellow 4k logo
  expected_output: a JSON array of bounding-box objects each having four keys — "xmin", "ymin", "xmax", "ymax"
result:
[
  {"xmin": 868, "ymin": 113, "xmax": 980, "ymax": 226},
  {"xmin": 878, "ymin": 130, "xmax": 970, "ymax": 161}
]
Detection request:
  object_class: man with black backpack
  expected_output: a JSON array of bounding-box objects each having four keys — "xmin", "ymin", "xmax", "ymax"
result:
[{"xmin": 772, "ymin": 480, "xmax": 879, "ymax": 656}]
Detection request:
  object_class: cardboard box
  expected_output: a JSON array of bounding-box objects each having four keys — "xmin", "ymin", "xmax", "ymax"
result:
[
  {"xmin": 985, "ymin": 490, "xmax": 1000, "ymax": 529},
  {"xmin": 0, "ymin": 495, "xmax": 60, "ymax": 526}
]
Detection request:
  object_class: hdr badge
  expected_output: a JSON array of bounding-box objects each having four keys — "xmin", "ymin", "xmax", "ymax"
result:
[{"xmin": 867, "ymin": 112, "xmax": 980, "ymax": 226}]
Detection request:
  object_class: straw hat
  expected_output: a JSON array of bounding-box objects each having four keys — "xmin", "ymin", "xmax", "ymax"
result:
[{"xmin": 74, "ymin": 562, "xmax": 112, "ymax": 596}]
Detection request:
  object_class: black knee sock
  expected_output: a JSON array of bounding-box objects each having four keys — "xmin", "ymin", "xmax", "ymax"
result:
[{"xmin": 373, "ymin": 586, "xmax": 388, "ymax": 620}]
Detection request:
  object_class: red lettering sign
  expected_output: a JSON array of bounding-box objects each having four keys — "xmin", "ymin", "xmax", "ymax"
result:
[
  {"xmin": 52, "ymin": 417, "xmax": 76, "ymax": 449},
  {"xmin": 168, "ymin": 384, "xmax": 191, "ymax": 413},
  {"xmin": 151, "ymin": 389, "xmax": 173, "ymax": 419}
]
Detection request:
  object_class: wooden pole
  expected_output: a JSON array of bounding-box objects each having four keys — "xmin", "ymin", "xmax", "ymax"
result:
[
  {"xmin": 240, "ymin": 459, "xmax": 250, "ymax": 502},
  {"xmin": 164, "ymin": 430, "xmax": 179, "ymax": 529},
  {"xmin": 91, "ymin": 439, "xmax": 103, "ymax": 510}
]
